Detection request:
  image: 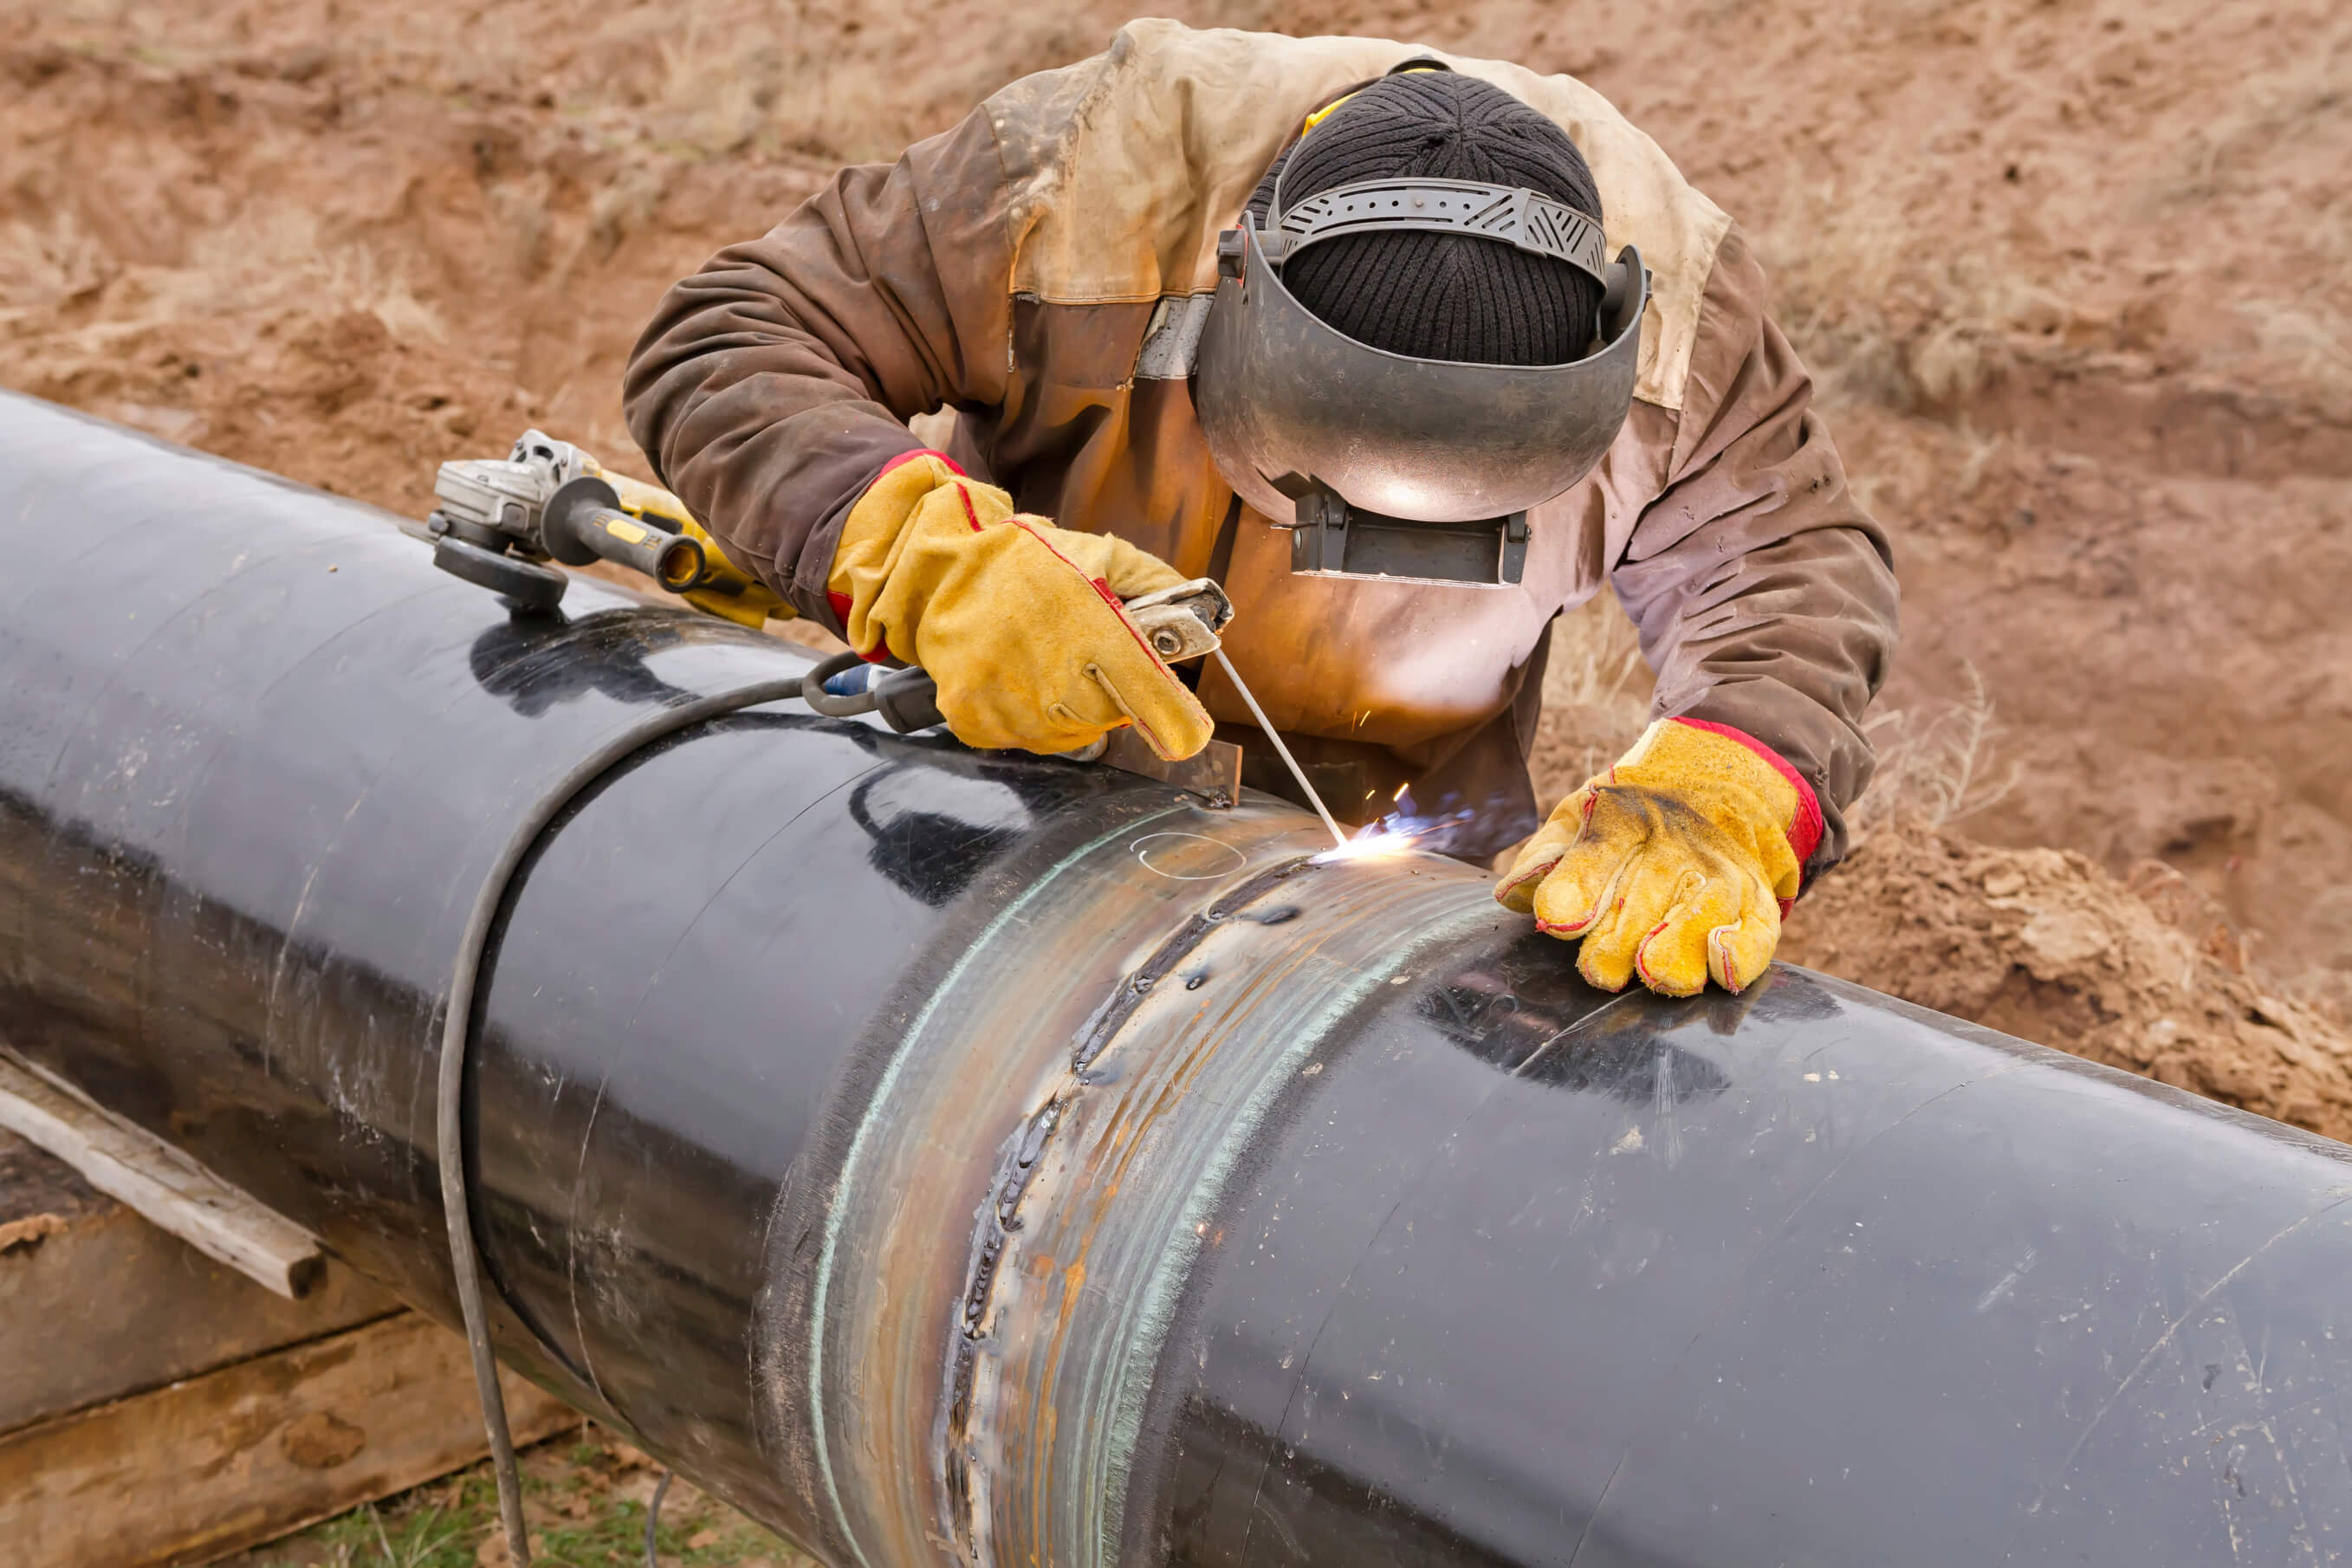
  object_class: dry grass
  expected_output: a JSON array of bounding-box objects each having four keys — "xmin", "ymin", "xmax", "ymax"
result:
[
  {"xmin": 1848, "ymin": 662, "xmax": 2021, "ymax": 843},
  {"xmin": 2176, "ymin": 23, "xmax": 2352, "ymax": 199},
  {"xmin": 486, "ymin": 173, "xmax": 555, "ymax": 275},
  {"xmin": 1754, "ymin": 173, "xmax": 2072, "ymax": 411},
  {"xmin": 2, "ymin": 205, "xmax": 444, "ymax": 341},
  {"xmin": 0, "ymin": 211, "xmax": 117, "ymax": 310},
  {"xmin": 1541, "ymin": 592, "xmax": 1647, "ymax": 711},
  {"xmin": 2234, "ymin": 297, "xmax": 2352, "ymax": 418},
  {"xmin": 293, "ymin": 235, "xmax": 446, "ymax": 342},
  {"xmin": 2169, "ymin": 27, "xmax": 2352, "ymax": 414},
  {"xmin": 1529, "ymin": 598, "xmax": 2025, "ymax": 850},
  {"xmin": 653, "ymin": 22, "xmax": 784, "ymax": 156},
  {"xmin": 1527, "ymin": 594, "xmax": 1654, "ymax": 807},
  {"xmin": 629, "ymin": 3, "xmax": 904, "ymax": 165},
  {"xmin": 588, "ymin": 160, "xmax": 674, "ymax": 257}
]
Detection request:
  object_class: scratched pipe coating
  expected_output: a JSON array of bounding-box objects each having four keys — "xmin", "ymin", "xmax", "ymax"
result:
[{"xmin": 7, "ymin": 394, "xmax": 2352, "ymax": 1566}]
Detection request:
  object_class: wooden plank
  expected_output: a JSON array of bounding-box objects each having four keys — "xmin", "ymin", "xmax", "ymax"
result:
[
  {"xmin": 0, "ymin": 1048, "xmax": 324, "ymax": 1299},
  {"xmin": 0, "ymin": 1130, "xmax": 398, "ymax": 1435},
  {"xmin": 0, "ymin": 1310, "xmax": 581, "ymax": 1568}
]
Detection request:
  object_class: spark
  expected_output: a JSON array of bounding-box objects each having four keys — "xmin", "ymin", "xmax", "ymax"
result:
[{"xmin": 1309, "ymin": 784, "xmax": 1472, "ymax": 864}]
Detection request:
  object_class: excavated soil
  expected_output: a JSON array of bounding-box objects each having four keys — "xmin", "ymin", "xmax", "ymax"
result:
[
  {"xmin": 1779, "ymin": 820, "xmax": 2352, "ymax": 1142},
  {"xmin": 5, "ymin": 1, "xmax": 2349, "ymax": 1127}
]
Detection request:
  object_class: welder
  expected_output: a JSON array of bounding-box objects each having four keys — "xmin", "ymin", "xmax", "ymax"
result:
[{"xmin": 622, "ymin": 23, "xmax": 1898, "ymax": 997}]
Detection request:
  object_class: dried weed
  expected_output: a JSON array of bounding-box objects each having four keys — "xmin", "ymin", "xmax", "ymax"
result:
[
  {"xmin": 259, "ymin": 217, "xmax": 442, "ymax": 335},
  {"xmin": 652, "ymin": 22, "xmax": 783, "ymax": 157},
  {"xmin": 1757, "ymin": 174, "xmax": 2071, "ymax": 411},
  {"xmin": 2233, "ymin": 298, "xmax": 2352, "ymax": 417},
  {"xmin": 486, "ymin": 175, "xmax": 554, "ymax": 275},
  {"xmin": 4, "ymin": 204, "xmax": 444, "ymax": 347},
  {"xmin": 632, "ymin": 2, "xmax": 899, "ymax": 164},
  {"xmin": 0, "ymin": 211, "xmax": 117, "ymax": 309},
  {"xmin": 2177, "ymin": 25, "xmax": 2352, "ymax": 199},
  {"xmin": 588, "ymin": 162, "xmax": 672, "ymax": 256},
  {"xmin": 1542, "ymin": 592, "xmax": 1647, "ymax": 712},
  {"xmin": 1850, "ymin": 662, "xmax": 2021, "ymax": 842},
  {"xmin": 1528, "ymin": 595, "xmax": 1654, "ymax": 804}
]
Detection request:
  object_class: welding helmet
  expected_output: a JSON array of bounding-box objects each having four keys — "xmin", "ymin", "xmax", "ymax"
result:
[{"xmin": 1194, "ymin": 165, "xmax": 1650, "ymax": 586}]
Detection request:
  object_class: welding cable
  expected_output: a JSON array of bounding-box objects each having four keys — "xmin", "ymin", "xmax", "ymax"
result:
[
  {"xmin": 436, "ymin": 677, "xmax": 807, "ymax": 1567},
  {"xmin": 645, "ymin": 1470, "xmax": 674, "ymax": 1567}
]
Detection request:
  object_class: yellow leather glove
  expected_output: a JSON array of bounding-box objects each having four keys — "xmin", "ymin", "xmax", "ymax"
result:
[
  {"xmin": 827, "ymin": 453, "xmax": 1215, "ymax": 761},
  {"xmin": 1494, "ymin": 719, "xmax": 1824, "ymax": 996}
]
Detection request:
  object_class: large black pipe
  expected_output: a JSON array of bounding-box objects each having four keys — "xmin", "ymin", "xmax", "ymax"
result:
[{"xmin": 7, "ymin": 391, "xmax": 2352, "ymax": 1565}]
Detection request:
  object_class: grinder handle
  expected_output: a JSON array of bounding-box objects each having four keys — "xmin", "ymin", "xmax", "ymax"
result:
[{"xmin": 541, "ymin": 476, "xmax": 708, "ymax": 591}]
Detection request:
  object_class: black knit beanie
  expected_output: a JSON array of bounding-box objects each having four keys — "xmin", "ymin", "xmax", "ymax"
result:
[{"xmin": 1247, "ymin": 70, "xmax": 1605, "ymax": 366}]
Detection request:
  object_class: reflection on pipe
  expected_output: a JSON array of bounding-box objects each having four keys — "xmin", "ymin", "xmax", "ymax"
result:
[{"xmin": 6, "ymin": 393, "xmax": 2352, "ymax": 1568}]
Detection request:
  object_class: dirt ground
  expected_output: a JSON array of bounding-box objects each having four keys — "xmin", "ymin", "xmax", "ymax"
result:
[{"xmin": 7, "ymin": 2, "xmax": 2352, "ymax": 1554}]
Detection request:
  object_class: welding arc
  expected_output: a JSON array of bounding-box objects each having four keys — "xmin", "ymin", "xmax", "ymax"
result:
[
  {"xmin": 434, "ymin": 676, "xmax": 807, "ymax": 1568},
  {"xmin": 1213, "ymin": 647, "xmax": 1349, "ymax": 849}
]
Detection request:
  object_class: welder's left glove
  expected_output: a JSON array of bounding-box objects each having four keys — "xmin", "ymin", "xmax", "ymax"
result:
[{"xmin": 1494, "ymin": 719, "xmax": 1824, "ymax": 996}]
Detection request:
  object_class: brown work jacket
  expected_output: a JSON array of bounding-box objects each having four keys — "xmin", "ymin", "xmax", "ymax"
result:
[{"xmin": 624, "ymin": 23, "xmax": 1899, "ymax": 867}]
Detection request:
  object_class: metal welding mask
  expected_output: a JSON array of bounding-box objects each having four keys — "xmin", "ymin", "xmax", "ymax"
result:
[{"xmin": 1194, "ymin": 175, "xmax": 1650, "ymax": 586}]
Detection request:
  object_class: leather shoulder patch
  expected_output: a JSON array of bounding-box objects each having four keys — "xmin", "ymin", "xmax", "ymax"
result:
[{"xmin": 1134, "ymin": 294, "xmax": 1216, "ymax": 379}]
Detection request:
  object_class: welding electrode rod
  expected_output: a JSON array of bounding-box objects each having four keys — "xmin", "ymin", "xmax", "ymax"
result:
[{"xmin": 1213, "ymin": 647, "xmax": 1349, "ymax": 850}]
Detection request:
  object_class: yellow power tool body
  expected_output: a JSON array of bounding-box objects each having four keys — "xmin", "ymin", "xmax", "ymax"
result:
[
  {"xmin": 588, "ymin": 466, "xmax": 789, "ymax": 630},
  {"xmin": 424, "ymin": 430, "xmax": 787, "ymax": 628}
]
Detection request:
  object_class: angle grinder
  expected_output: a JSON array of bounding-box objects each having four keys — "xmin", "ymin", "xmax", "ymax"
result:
[{"xmin": 416, "ymin": 434, "xmax": 1287, "ymax": 813}]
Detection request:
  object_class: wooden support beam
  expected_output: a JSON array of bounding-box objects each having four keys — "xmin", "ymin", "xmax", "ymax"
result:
[
  {"xmin": 0, "ymin": 1049, "xmax": 324, "ymax": 1299},
  {"xmin": 0, "ymin": 1131, "xmax": 398, "ymax": 1435},
  {"xmin": 0, "ymin": 1310, "xmax": 580, "ymax": 1568}
]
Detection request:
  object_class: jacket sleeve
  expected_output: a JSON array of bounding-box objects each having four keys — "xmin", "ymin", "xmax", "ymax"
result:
[
  {"xmin": 1608, "ymin": 224, "xmax": 1900, "ymax": 876},
  {"xmin": 621, "ymin": 107, "xmax": 1014, "ymax": 627}
]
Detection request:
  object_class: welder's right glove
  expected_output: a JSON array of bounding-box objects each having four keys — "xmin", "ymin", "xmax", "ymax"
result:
[
  {"xmin": 826, "ymin": 453, "xmax": 1215, "ymax": 761},
  {"xmin": 1494, "ymin": 718, "xmax": 1824, "ymax": 996}
]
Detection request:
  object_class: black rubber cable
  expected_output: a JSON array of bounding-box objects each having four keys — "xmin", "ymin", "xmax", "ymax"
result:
[
  {"xmin": 645, "ymin": 1470, "xmax": 674, "ymax": 1568},
  {"xmin": 437, "ymin": 677, "xmax": 807, "ymax": 1567}
]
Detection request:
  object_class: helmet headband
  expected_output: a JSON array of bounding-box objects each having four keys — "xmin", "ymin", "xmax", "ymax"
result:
[{"xmin": 1267, "ymin": 178, "xmax": 1610, "ymax": 290}]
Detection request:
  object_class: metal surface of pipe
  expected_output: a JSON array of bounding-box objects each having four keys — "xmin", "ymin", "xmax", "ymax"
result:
[{"xmin": 6, "ymin": 392, "xmax": 2352, "ymax": 1566}]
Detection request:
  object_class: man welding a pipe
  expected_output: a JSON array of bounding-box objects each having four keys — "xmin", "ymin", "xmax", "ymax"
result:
[{"xmin": 621, "ymin": 23, "xmax": 1899, "ymax": 998}]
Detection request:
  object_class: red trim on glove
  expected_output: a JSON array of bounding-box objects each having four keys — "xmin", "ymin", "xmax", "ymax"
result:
[
  {"xmin": 823, "ymin": 589, "xmax": 889, "ymax": 664},
  {"xmin": 873, "ymin": 448, "xmax": 965, "ymax": 481},
  {"xmin": 1669, "ymin": 717, "xmax": 1826, "ymax": 870}
]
